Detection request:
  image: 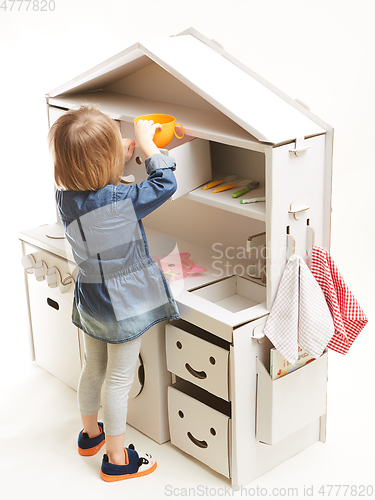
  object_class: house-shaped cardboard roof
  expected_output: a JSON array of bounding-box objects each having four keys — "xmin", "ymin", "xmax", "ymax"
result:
[{"xmin": 47, "ymin": 28, "xmax": 330, "ymax": 146}]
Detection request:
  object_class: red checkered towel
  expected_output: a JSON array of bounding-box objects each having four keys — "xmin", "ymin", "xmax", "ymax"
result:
[{"xmin": 310, "ymin": 246, "xmax": 368, "ymax": 354}]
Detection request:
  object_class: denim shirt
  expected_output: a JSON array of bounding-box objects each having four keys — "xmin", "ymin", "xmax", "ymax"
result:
[{"xmin": 56, "ymin": 154, "xmax": 180, "ymax": 344}]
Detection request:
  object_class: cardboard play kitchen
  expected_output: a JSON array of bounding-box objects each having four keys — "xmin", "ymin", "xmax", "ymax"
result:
[{"xmin": 19, "ymin": 28, "xmax": 333, "ymax": 485}]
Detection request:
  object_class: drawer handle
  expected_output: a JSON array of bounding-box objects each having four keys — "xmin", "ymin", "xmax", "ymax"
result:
[
  {"xmin": 47, "ymin": 298, "xmax": 59, "ymax": 310},
  {"xmin": 185, "ymin": 363, "xmax": 207, "ymax": 380},
  {"xmin": 187, "ymin": 432, "xmax": 208, "ymax": 449}
]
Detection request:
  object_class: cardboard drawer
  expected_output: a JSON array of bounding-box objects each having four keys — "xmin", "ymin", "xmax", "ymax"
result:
[
  {"xmin": 256, "ymin": 351, "xmax": 328, "ymax": 445},
  {"xmin": 166, "ymin": 322, "xmax": 230, "ymax": 401},
  {"xmin": 181, "ymin": 275, "xmax": 268, "ymax": 343},
  {"xmin": 122, "ymin": 137, "xmax": 212, "ymax": 200},
  {"xmin": 168, "ymin": 381, "xmax": 231, "ymax": 478}
]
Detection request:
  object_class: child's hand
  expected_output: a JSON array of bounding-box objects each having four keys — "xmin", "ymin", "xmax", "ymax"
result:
[
  {"xmin": 123, "ymin": 138, "xmax": 135, "ymax": 163},
  {"xmin": 134, "ymin": 119, "xmax": 161, "ymax": 159}
]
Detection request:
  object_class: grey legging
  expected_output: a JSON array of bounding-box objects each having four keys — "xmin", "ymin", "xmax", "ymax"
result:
[{"xmin": 78, "ymin": 333, "xmax": 142, "ymax": 436}]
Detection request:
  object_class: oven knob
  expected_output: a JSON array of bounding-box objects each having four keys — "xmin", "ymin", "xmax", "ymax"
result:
[
  {"xmin": 34, "ymin": 261, "xmax": 47, "ymax": 282},
  {"xmin": 21, "ymin": 254, "xmax": 36, "ymax": 274},
  {"xmin": 60, "ymin": 275, "xmax": 74, "ymax": 294},
  {"xmin": 47, "ymin": 266, "xmax": 62, "ymax": 288}
]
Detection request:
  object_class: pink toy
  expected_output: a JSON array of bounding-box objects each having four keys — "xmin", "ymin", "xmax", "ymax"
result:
[{"xmin": 152, "ymin": 252, "xmax": 207, "ymax": 281}]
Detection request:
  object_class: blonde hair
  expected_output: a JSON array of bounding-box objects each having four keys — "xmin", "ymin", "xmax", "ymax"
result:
[{"xmin": 48, "ymin": 105, "xmax": 124, "ymax": 191}]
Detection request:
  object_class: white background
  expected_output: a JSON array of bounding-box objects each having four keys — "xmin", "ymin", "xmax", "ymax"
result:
[{"xmin": 0, "ymin": 0, "xmax": 374, "ymax": 497}]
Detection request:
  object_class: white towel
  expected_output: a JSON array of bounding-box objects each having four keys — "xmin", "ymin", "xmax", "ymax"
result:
[{"xmin": 264, "ymin": 254, "xmax": 334, "ymax": 364}]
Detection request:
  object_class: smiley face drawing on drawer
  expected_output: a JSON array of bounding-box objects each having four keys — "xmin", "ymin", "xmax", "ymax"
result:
[
  {"xmin": 168, "ymin": 382, "xmax": 231, "ymax": 478},
  {"xmin": 166, "ymin": 323, "xmax": 230, "ymax": 401}
]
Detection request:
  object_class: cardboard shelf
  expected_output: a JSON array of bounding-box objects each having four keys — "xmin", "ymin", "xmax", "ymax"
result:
[
  {"xmin": 185, "ymin": 172, "xmax": 266, "ymax": 221},
  {"xmin": 48, "ymin": 96, "xmax": 266, "ymax": 221},
  {"xmin": 47, "ymin": 91, "xmax": 266, "ymax": 152}
]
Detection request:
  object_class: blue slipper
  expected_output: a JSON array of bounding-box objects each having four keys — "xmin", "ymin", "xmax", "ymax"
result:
[
  {"xmin": 100, "ymin": 443, "xmax": 157, "ymax": 482},
  {"xmin": 78, "ymin": 422, "xmax": 105, "ymax": 456}
]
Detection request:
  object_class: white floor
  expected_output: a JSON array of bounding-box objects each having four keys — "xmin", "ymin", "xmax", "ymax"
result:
[{"xmin": 1, "ymin": 323, "xmax": 374, "ymax": 500}]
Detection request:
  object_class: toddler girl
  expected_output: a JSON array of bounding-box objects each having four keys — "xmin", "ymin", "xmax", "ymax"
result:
[{"xmin": 48, "ymin": 105, "xmax": 180, "ymax": 481}]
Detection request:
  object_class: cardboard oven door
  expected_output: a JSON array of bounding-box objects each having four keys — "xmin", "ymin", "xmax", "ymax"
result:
[{"xmin": 121, "ymin": 138, "xmax": 212, "ymax": 200}]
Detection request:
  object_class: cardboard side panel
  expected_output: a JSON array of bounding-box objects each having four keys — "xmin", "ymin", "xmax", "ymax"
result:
[
  {"xmin": 255, "ymin": 362, "xmax": 273, "ymax": 444},
  {"xmin": 48, "ymin": 105, "xmax": 68, "ymax": 127},
  {"xmin": 170, "ymin": 138, "xmax": 212, "ymax": 199},
  {"xmin": 266, "ymin": 135, "xmax": 327, "ymax": 308},
  {"xmin": 127, "ymin": 322, "xmax": 172, "ymax": 444},
  {"xmin": 122, "ymin": 137, "xmax": 212, "ymax": 200},
  {"xmin": 191, "ymin": 276, "xmax": 237, "ymax": 302},
  {"xmin": 236, "ymin": 275, "xmax": 267, "ymax": 303},
  {"xmin": 20, "ymin": 241, "xmax": 36, "ymax": 361},
  {"xmin": 256, "ymin": 352, "xmax": 328, "ymax": 445}
]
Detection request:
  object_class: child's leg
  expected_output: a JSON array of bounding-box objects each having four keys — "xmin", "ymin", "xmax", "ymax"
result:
[
  {"xmin": 103, "ymin": 335, "xmax": 142, "ymax": 464},
  {"xmin": 78, "ymin": 333, "xmax": 107, "ymax": 436}
]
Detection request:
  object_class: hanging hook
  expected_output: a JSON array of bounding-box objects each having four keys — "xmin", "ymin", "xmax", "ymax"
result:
[
  {"xmin": 286, "ymin": 226, "xmax": 296, "ymax": 260},
  {"xmin": 306, "ymin": 220, "xmax": 316, "ymax": 263}
]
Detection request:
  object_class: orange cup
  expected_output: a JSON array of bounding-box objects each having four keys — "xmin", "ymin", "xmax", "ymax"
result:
[{"xmin": 134, "ymin": 114, "xmax": 184, "ymax": 148}]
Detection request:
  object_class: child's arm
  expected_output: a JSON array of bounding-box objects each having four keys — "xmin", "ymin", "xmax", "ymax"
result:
[
  {"xmin": 117, "ymin": 120, "xmax": 177, "ymax": 220},
  {"xmin": 117, "ymin": 154, "xmax": 177, "ymax": 220}
]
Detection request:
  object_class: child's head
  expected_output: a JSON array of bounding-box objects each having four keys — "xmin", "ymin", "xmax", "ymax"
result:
[{"xmin": 48, "ymin": 105, "xmax": 124, "ymax": 191}]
